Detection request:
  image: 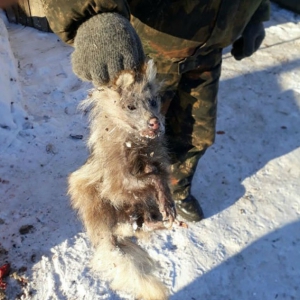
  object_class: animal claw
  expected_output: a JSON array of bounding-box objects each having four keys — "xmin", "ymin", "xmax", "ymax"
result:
[
  {"xmin": 174, "ymin": 219, "xmax": 188, "ymax": 228},
  {"xmin": 163, "ymin": 219, "xmax": 173, "ymax": 229}
]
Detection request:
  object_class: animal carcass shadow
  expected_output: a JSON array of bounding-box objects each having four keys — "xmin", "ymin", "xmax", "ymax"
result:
[
  {"xmin": 192, "ymin": 57, "xmax": 300, "ymax": 218},
  {"xmin": 172, "ymin": 220, "xmax": 300, "ymax": 299}
]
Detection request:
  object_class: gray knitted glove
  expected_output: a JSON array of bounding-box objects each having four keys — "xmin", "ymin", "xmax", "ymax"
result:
[
  {"xmin": 72, "ymin": 13, "xmax": 145, "ymax": 86},
  {"xmin": 231, "ymin": 21, "xmax": 265, "ymax": 61}
]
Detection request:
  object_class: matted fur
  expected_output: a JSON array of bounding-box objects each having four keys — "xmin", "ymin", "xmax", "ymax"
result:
[{"xmin": 68, "ymin": 60, "xmax": 176, "ymax": 300}]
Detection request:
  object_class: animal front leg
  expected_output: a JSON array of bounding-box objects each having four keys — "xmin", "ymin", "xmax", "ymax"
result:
[{"xmin": 149, "ymin": 176, "xmax": 176, "ymax": 228}]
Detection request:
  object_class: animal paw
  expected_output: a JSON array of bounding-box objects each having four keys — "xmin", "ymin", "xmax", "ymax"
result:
[{"xmin": 159, "ymin": 200, "xmax": 176, "ymax": 229}]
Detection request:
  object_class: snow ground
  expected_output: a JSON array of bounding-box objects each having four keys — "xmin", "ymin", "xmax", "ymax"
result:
[{"xmin": 0, "ymin": 4, "xmax": 299, "ymax": 300}]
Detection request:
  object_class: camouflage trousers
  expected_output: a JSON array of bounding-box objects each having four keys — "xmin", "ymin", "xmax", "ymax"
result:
[{"xmin": 153, "ymin": 49, "xmax": 223, "ymax": 201}]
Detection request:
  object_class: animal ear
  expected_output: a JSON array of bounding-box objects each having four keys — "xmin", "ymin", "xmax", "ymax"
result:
[
  {"xmin": 145, "ymin": 59, "xmax": 157, "ymax": 83},
  {"xmin": 115, "ymin": 72, "xmax": 135, "ymax": 89}
]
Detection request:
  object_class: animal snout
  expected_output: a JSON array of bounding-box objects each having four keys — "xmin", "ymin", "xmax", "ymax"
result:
[{"xmin": 148, "ymin": 117, "xmax": 160, "ymax": 131}]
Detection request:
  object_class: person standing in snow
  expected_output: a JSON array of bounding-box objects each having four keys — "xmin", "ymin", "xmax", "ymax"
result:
[{"xmin": 41, "ymin": 0, "xmax": 270, "ymax": 222}]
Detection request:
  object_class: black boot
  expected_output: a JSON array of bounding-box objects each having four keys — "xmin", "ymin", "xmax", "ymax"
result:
[{"xmin": 175, "ymin": 195, "xmax": 204, "ymax": 222}]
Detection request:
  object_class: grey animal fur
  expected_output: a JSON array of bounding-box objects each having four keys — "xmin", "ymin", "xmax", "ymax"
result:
[{"xmin": 68, "ymin": 60, "xmax": 178, "ymax": 300}]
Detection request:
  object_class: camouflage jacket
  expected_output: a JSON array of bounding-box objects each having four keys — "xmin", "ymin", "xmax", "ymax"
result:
[{"xmin": 42, "ymin": 0, "xmax": 270, "ymax": 59}]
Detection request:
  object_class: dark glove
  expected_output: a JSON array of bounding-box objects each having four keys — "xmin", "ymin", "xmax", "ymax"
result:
[
  {"xmin": 231, "ymin": 21, "xmax": 265, "ymax": 61},
  {"xmin": 72, "ymin": 13, "xmax": 145, "ymax": 86}
]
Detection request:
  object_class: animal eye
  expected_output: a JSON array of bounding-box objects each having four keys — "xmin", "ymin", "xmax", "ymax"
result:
[
  {"xmin": 127, "ymin": 104, "xmax": 136, "ymax": 111},
  {"xmin": 149, "ymin": 99, "xmax": 157, "ymax": 108}
]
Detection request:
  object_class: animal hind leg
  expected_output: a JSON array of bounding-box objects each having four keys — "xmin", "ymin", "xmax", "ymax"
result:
[{"xmin": 68, "ymin": 165, "xmax": 117, "ymax": 246}]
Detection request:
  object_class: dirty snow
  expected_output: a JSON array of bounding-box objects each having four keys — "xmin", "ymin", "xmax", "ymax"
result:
[{"xmin": 0, "ymin": 4, "xmax": 299, "ymax": 300}]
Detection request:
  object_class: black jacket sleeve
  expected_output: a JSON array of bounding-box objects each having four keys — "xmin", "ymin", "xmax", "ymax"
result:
[{"xmin": 250, "ymin": 0, "xmax": 271, "ymax": 23}]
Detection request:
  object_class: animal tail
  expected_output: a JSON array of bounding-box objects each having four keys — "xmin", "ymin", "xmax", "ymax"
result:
[
  {"xmin": 91, "ymin": 235, "xmax": 169, "ymax": 300},
  {"xmin": 68, "ymin": 163, "xmax": 169, "ymax": 299}
]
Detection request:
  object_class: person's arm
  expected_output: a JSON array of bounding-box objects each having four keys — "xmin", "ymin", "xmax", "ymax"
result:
[
  {"xmin": 42, "ymin": 0, "xmax": 145, "ymax": 86},
  {"xmin": 231, "ymin": 0, "xmax": 270, "ymax": 60},
  {"xmin": 250, "ymin": 0, "xmax": 271, "ymax": 23},
  {"xmin": 42, "ymin": 0, "xmax": 130, "ymax": 44}
]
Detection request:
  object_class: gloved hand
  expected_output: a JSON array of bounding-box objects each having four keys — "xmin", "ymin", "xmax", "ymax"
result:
[
  {"xmin": 231, "ymin": 21, "xmax": 265, "ymax": 61},
  {"xmin": 72, "ymin": 13, "xmax": 145, "ymax": 86}
]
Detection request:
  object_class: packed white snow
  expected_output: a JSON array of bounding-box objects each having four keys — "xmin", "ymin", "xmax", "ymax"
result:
[{"xmin": 0, "ymin": 4, "xmax": 299, "ymax": 300}]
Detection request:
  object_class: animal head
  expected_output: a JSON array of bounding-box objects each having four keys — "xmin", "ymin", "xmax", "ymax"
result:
[{"xmin": 85, "ymin": 60, "xmax": 165, "ymax": 140}]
